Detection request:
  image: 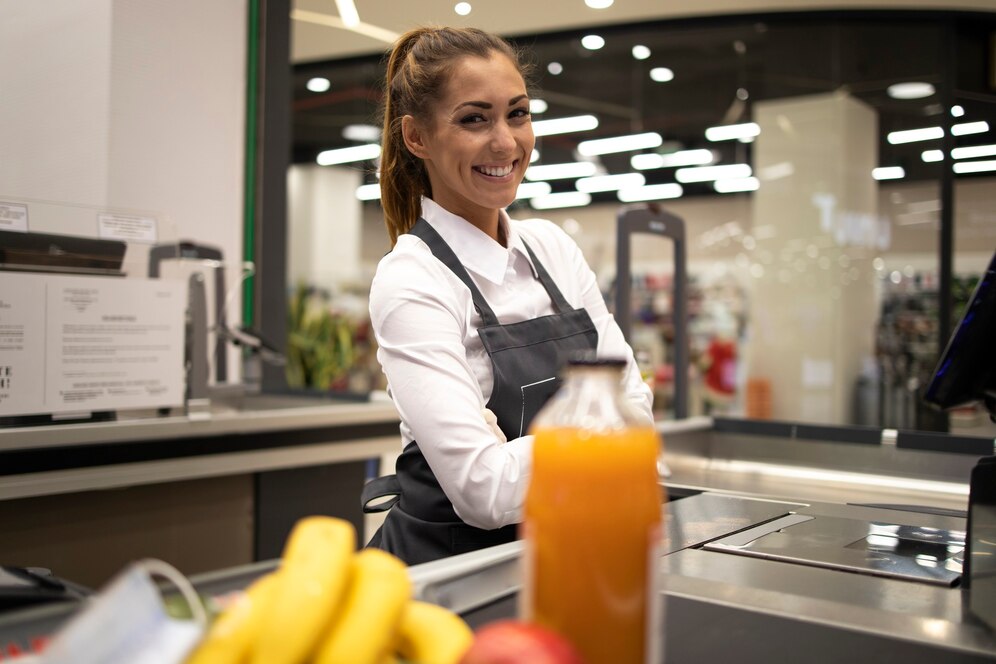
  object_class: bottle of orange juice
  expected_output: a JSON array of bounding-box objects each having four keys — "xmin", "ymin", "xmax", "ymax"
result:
[{"xmin": 523, "ymin": 355, "xmax": 663, "ymax": 664}]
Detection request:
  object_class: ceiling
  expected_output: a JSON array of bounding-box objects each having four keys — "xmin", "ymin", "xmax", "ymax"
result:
[{"xmin": 289, "ymin": 1, "xmax": 996, "ymax": 203}]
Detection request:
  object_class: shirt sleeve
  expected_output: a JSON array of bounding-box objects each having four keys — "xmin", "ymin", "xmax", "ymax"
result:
[
  {"xmin": 533, "ymin": 221, "xmax": 656, "ymax": 426},
  {"xmin": 369, "ymin": 248, "xmax": 532, "ymax": 530}
]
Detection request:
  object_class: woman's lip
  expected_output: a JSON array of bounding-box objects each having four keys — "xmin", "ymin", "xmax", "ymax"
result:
[{"xmin": 473, "ymin": 159, "xmax": 520, "ymax": 176}]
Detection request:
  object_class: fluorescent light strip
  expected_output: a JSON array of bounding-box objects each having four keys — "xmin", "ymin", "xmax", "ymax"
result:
[
  {"xmin": 525, "ymin": 161, "xmax": 598, "ymax": 181},
  {"xmin": 953, "ymin": 159, "xmax": 996, "ymax": 174},
  {"xmin": 290, "ymin": 9, "xmax": 398, "ymax": 44},
  {"xmin": 631, "ymin": 149, "xmax": 714, "ymax": 170},
  {"xmin": 334, "ymin": 0, "xmax": 360, "ymax": 27},
  {"xmin": 675, "ymin": 163, "xmax": 751, "ymax": 183},
  {"xmin": 872, "ymin": 166, "xmax": 905, "ymax": 180},
  {"xmin": 515, "ymin": 181, "xmax": 552, "ymax": 199},
  {"xmin": 921, "ymin": 150, "xmax": 943, "ymax": 163},
  {"xmin": 952, "ymin": 121, "xmax": 989, "ymax": 136},
  {"xmin": 356, "ymin": 183, "xmax": 380, "ymax": 200},
  {"xmin": 576, "ymin": 173, "xmax": 646, "ymax": 193},
  {"xmin": 705, "ymin": 122, "xmax": 760, "ymax": 142},
  {"xmin": 617, "ymin": 183, "xmax": 683, "ymax": 202},
  {"xmin": 532, "ymin": 115, "xmax": 599, "ymax": 137},
  {"xmin": 342, "ymin": 124, "xmax": 381, "ymax": 141},
  {"xmin": 316, "ymin": 143, "xmax": 381, "ymax": 165},
  {"xmin": 954, "ymin": 143, "xmax": 996, "ymax": 159},
  {"xmin": 714, "ymin": 176, "xmax": 759, "ymax": 193},
  {"xmin": 530, "ymin": 192, "xmax": 592, "ymax": 210},
  {"xmin": 887, "ymin": 126, "xmax": 943, "ymax": 144},
  {"xmin": 577, "ymin": 132, "xmax": 662, "ymax": 156}
]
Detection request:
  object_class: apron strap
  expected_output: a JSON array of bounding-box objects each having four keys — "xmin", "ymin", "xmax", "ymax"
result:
[
  {"xmin": 520, "ymin": 240, "xmax": 573, "ymax": 315},
  {"xmin": 409, "ymin": 218, "xmax": 500, "ymax": 327},
  {"xmin": 361, "ymin": 474, "xmax": 402, "ymax": 513}
]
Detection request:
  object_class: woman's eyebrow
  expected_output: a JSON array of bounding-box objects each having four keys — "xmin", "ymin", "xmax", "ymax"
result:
[{"xmin": 453, "ymin": 95, "xmax": 529, "ymax": 112}]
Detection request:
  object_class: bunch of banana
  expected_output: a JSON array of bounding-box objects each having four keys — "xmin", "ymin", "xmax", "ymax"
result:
[{"xmin": 185, "ymin": 516, "xmax": 473, "ymax": 664}]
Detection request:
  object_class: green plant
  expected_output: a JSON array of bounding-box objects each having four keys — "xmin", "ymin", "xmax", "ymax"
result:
[{"xmin": 286, "ymin": 283, "xmax": 355, "ymax": 390}]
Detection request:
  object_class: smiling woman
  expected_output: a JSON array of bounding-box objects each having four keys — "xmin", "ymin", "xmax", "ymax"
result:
[{"xmin": 360, "ymin": 26, "xmax": 654, "ymax": 565}]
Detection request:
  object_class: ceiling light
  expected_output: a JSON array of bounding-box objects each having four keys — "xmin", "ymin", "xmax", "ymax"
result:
[
  {"xmin": 581, "ymin": 35, "xmax": 605, "ymax": 50},
  {"xmin": 547, "ymin": 62, "xmax": 563, "ymax": 75},
  {"xmin": 951, "ymin": 105, "xmax": 965, "ymax": 117},
  {"xmin": 632, "ymin": 45, "xmax": 651, "ymax": 60},
  {"xmin": 530, "ymin": 192, "xmax": 592, "ymax": 210},
  {"xmin": 617, "ymin": 183, "xmax": 683, "ymax": 202},
  {"xmin": 576, "ymin": 173, "xmax": 646, "ymax": 193},
  {"xmin": 649, "ymin": 67, "xmax": 674, "ymax": 83},
  {"xmin": 952, "ymin": 121, "xmax": 989, "ymax": 136},
  {"xmin": 577, "ymin": 132, "xmax": 662, "ymax": 156},
  {"xmin": 515, "ymin": 181, "xmax": 552, "ymax": 199},
  {"xmin": 356, "ymin": 183, "xmax": 381, "ymax": 200},
  {"xmin": 714, "ymin": 177, "xmax": 760, "ymax": 193},
  {"xmin": 705, "ymin": 122, "xmax": 760, "ymax": 141},
  {"xmin": 676, "ymin": 163, "xmax": 752, "ymax": 183},
  {"xmin": 887, "ymin": 126, "xmax": 943, "ymax": 144},
  {"xmin": 316, "ymin": 143, "xmax": 381, "ymax": 165},
  {"xmin": 530, "ymin": 149, "xmax": 540, "ymax": 163},
  {"xmin": 306, "ymin": 77, "xmax": 331, "ymax": 93},
  {"xmin": 953, "ymin": 159, "xmax": 996, "ymax": 174},
  {"xmin": 921, "ymin": 150, "xmax": 943, "ymax": 162},
  {"xmin": 953, "ymin": 143, "xmax": 996, "ymax": 159},
  {"xmin": 887, "ymin": 82, "xmax": 936, "ymax": 100},
  {"xmin": 529, "ymin": 99, "xmax": 548, "ymax": 114},
  {"xmin": 334, "ymin": 0, "xmax": 360, "ymax": 27},
  {"xmin": 585, "ymin": 0, "xmax": 614, "ymax": 7},
  {"xmin": 454, "ymin": 2, "xmax": 472, "ymax": 15},
  {"xmin": 631, "ymin": 149, "xmax": 714, "ymax": 170},
  {"xmin": 532, "ymin": 114, "xmax": 599, "ymax": 137},
  {"xmin": 872, "ymin": 166, "xmax": 905, "ymax": 180},
  {"xmin": 525, "ymin": 161, "xmax": 599, "ymax": 181},
  {"xmin": 342, "ymin": 124, "xmax": 381, "ymax": 141}
]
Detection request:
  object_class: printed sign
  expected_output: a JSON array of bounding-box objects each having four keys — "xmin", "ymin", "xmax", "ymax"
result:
[
  {"xmin": 0, "ymin": 201, "xmax": 29, "ymax": 232},
  {"xmin": 98, "ymin": 212, "xmax": 158, "ymax": 244}
]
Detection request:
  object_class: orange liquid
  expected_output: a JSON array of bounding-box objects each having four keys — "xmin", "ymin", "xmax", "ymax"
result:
[{"xmin": 523, "ymin": 425, "xmax": 663, "ymax": 664}]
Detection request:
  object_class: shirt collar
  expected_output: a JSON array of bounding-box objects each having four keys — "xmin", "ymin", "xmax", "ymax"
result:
[{"xmin": 419, "ymin": 197, "xmax": 536, "ymax": 285}]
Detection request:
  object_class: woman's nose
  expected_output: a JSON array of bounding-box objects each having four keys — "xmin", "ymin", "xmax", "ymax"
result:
[{"xmin": 491, "ymin": 121, "xmax": 516, "ymax": 153}]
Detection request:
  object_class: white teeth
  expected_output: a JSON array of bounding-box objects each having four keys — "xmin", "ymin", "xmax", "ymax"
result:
[{"xmin": 478, "ymin": 164, "xmax": 514, "ymax": 177}]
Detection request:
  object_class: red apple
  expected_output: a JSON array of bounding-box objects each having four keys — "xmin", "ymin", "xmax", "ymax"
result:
[{"xmin": 459, "ymin": 620, "xmax": 585, "ymax": 664}]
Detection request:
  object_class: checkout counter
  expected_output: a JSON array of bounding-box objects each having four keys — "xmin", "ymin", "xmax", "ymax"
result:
[{"xmin": 1, "ymin": 228, "xmax": 994, "ymax": 661}]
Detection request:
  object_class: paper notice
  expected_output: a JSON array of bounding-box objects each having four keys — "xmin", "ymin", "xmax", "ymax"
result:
[
  {"xmin": 0, "ymin": 202, "xmax": 29, "ymax": 232},
  {"xmin": 98, "ymin": 213, "xmax": 158, "ymax": 244}
]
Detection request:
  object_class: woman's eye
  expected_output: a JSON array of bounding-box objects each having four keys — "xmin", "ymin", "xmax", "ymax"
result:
[
  {"xmin": 510, "ymin": 108, "xmax": 531, "ymax": 120},
  {"xmin": 459, "ymin": 114, "xmax": 486, "ymax": 124}
]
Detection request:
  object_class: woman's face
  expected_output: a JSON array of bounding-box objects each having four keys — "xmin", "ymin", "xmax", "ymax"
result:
[{"xmin": 404, "ymin": 53, "xmax": 534, "ymax": 229}]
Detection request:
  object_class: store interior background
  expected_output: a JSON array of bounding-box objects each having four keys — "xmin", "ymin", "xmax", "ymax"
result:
[{"xmin": 286, "ymin": 2, "xmax": 996, "ymax": 437}]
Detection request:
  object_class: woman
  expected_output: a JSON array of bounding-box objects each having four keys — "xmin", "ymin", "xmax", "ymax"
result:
[{"xmin": 362, "ymin": 26, "xmax": 654, "ymax": 565}]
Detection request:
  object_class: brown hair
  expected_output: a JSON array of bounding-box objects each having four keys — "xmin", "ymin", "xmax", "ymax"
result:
[{"xmin": 379, "ymin": 27, "xmax": 531, "ymax": 245}]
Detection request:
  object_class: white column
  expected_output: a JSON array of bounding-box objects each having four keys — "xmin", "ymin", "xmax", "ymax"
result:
[{"xmin": 745, "ymin": 91, "xmax": 883, "ymax": 423}]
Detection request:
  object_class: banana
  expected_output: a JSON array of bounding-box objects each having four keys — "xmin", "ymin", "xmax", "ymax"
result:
[
  {"xmin": 251, "ymin": 516, "xmax": 356, "ymax": 664},
  {"xmin": 313, "ymin": 549, "xmax": 411, "ymax": 664},
  {"xmin": 185, "ymin": 572, "xmax": 278, "ymax": 664},
  {"xmin": 394, "ymin": 600, "xmax": 474, "ymax": 664}
]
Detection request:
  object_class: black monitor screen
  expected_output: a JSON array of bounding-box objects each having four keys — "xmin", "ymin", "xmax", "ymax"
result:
[
  {"xmin": 0, "ymin": 229, "xmax": 126, "ymax": 275},
  {"xmin": 924, "ymin": 251, "xmax": 996, "ymax": 411}
]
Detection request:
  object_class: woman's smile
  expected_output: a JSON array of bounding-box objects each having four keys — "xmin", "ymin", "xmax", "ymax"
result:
[{"xmin": 473, "ymin": 161, "xmax": 518, "ymax": 179}]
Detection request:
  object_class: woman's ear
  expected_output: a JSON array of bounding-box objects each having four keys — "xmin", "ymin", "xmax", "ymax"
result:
[{"xmin": 401, "ymin": 115, "xmax": 430, "ymax": 160}]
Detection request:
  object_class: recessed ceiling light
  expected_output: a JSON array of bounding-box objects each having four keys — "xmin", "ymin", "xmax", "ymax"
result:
[
  {"xmin": 525, "ymin": 161, "xmax": 599, "ymax": 181},
  {"xmin": 953, "ymin": 159, "xmax": 996, "ymax": 174},
  {"xmin": 530, "ymin": 192, "xmax": 592, "ymax": 210},
  {"xmin": 887, "ymin": 126, "xmax": 943, "ymax": 144},
  {"xmin": 577, "ymin": 132, "xmax": 662, "ymax": 156},
  {"xmin": 676, "ymin": 163, "xmax": 752, "ymax": 183},
  {"xmin": 531, "ymin": 114, "xmax": 599, "ymax": 137},
  {"xmin": 631, "ymin": 149, "xmax": 714, "ymax": 170},
  {"xmin": 887, "ymin": 82, "xmax": 936, "ymax": 100},
  {"xmin": 576, "ymin": 173, "xmax": 646, "ymax": 193},
  {"xmin": 952, "ymin": 120, "xmax": 989, "ymax": 136},
  {"xmin": 951, "ymin": 105, "xmax": 965, "ymax": 117},
  {"xmin": 454, "ymin": 2, "xmax": 472, "ymax": 16},
  {"xmin": 529, "ymin": 99, "xmax": 548, "ymax": 114},
  {"xmin": 585, "ymin": 0, "xmax": 614, "ymax": 7},
  {"xmin": 617, "ymin": 183, "xmax": 683, "ymax": 202},
  {"xmin": 306, "ymin": 77, "xmax": 331, "ymax": 93},
  {"xmin": 921, "ymin": 150, "xmax": 943, "ymax": 162},
  {"xmin": 515, "ymin": 181, "xmax": 552, "ymax": 199},
  {"xmin": 649, "ymin": 67, "xmax": 674, "ymax": 82},
  {"xmin": 547, "ymin": 62, "xmax": 563, "ymax": 76},
  {"xmin": 714, "ymin": 177, "xmax": 760, "ymax": 193},
  {"xmin": 705, "ymin": 122, "xmax": 760, "ymax": 141},
  {"xmin": 334, "ymin": 0, "xmax": 360, "ymax": 28},
  {"xmin": 316, "ymin": 143, "xmax": 381, "ymax": 166},
  {"xmin": 581, "ymin": 35, "xmax": 605, "ymax": 50},
  {"xmin": 356, "ymin": 184, "xmax": 381, "ymax": 200},
  {"xmin": 632, "ymin": 45, "xmax": 651, "ymax": 60}
]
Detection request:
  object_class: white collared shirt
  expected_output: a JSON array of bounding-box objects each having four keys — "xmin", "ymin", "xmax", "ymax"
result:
[{"xmin": 369, "ymin": 198, "xmax": 654, "ymax": 529}]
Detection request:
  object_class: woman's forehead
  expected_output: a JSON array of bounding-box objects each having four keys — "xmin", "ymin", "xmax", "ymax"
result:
[{"xmin": 440, "ymin": 54, "xmax": 526, "ymax": 100}]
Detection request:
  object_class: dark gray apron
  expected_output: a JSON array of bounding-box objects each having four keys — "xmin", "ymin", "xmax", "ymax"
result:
[{"xmin": 362, "ymin": 218, "xmax": 598, "ymax": 565}]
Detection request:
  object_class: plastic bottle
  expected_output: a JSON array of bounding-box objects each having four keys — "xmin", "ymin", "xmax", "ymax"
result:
[{"xmin": 522, "ymin": 355, "xmax": 663, "ymax": 664}]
